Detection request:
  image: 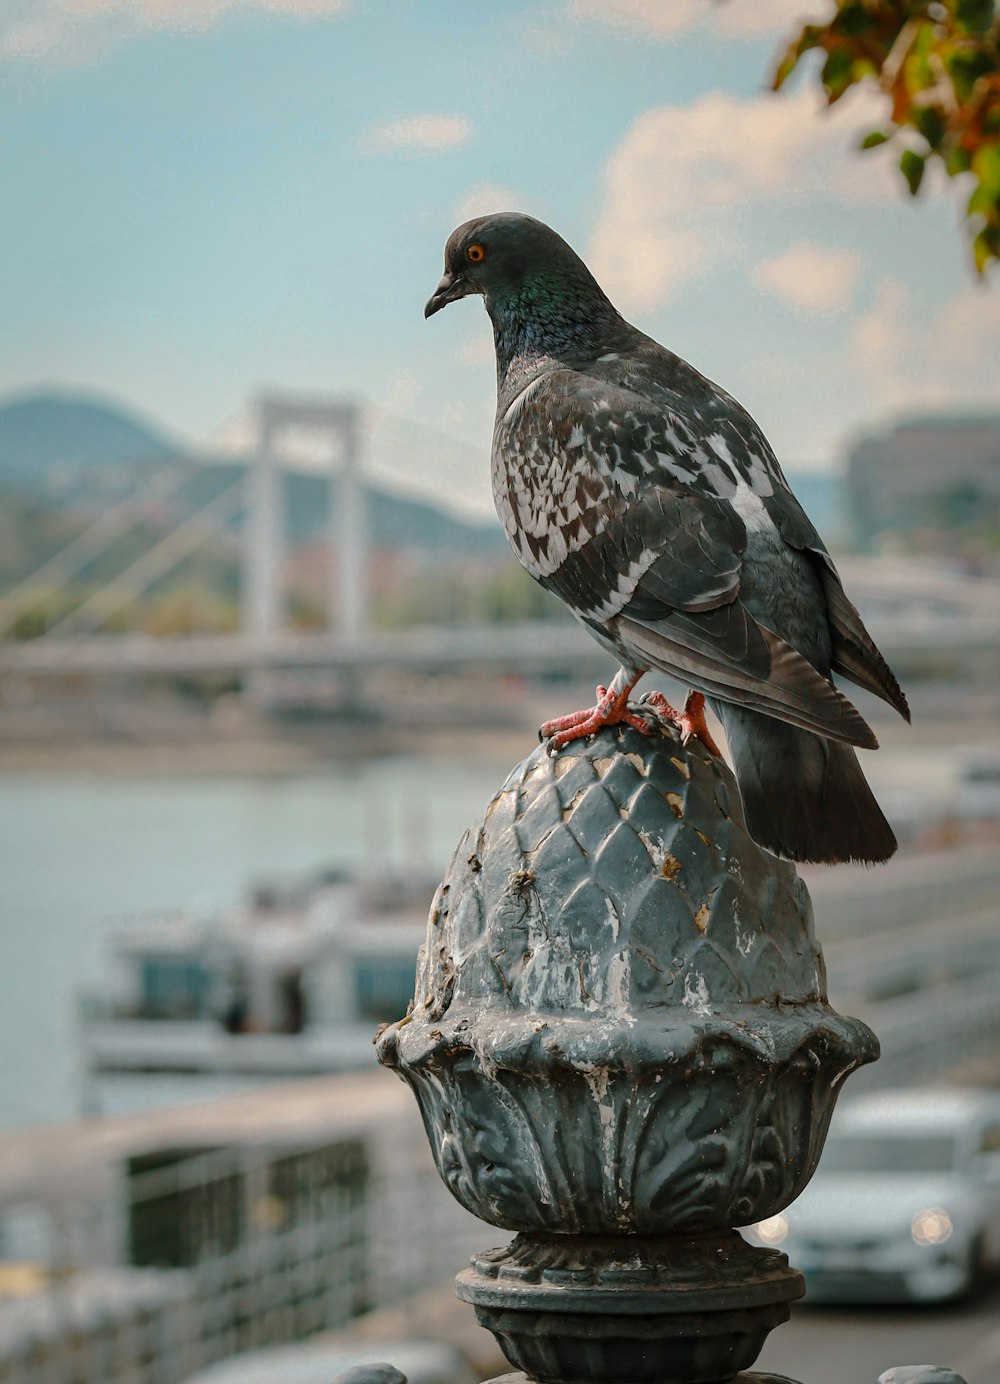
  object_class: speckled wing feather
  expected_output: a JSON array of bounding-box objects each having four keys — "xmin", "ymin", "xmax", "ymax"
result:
[{"xmin": 492, "ymin": 347, "xmax": 895, "ymax": 746}]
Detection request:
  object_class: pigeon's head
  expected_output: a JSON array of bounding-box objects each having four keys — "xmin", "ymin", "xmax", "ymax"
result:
[{"xmin": 424, "ymin": 212, "xmax": 606, "ymax": 321}]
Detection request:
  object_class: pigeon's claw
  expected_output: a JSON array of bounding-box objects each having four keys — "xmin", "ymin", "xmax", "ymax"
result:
[
  {"xmin": 541, "ymin": 682, "xmax": 652, "ymax": 753},
  {"xmin": 679, "ymin": 692, "xmax": 723, "ymax": 757},
  {"xmin": 640, "ymin": 690, "xmax": 722, "ymax": 758}
]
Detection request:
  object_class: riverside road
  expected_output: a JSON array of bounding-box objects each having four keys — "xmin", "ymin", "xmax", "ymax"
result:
[{"xmin": 758, "ymin": 1278, "xmax": 1000, "ymax": 1384}]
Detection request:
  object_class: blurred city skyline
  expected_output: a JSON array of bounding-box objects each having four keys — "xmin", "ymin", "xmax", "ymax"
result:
[{"xmin": 1, "ymin": 0, "xmax": 998, "ymax": 522}]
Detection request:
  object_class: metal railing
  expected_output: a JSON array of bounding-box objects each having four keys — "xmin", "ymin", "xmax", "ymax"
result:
[
  {"xmin": 853, "ymin": 971, "xmax": 1000, "ymax": 1093},
  {"xmin": 0, "ymin": 1117, "xmax": 488, "ymax": 1384}
]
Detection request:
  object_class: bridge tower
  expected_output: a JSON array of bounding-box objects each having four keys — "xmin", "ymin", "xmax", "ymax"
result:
[{"xmin": 243, "ymin": 392, "xmax": 368, "ymax": 706}]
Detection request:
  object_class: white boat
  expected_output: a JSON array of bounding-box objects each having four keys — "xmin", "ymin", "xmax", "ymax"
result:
[{"xmin": 79, "ymin": 867, "xmax": 431, "ymax": 1115}]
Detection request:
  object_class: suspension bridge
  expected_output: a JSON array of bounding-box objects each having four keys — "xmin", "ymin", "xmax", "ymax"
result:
[{"xmin": 2, "ymin": 390, "xmax": 999, "ymax": 701}]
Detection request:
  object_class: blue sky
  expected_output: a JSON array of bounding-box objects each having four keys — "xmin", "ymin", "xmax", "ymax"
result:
[{"xmin": 1, "ymin": 0, "xmax": 997, "ymax": 518}]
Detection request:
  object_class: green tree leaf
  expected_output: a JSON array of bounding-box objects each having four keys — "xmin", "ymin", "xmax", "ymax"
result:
[
  {"xmin": 956, "ymin": 0, "xmax": 996, "ymax": 35},
  {"xmin": 824, "ymin": 47, "xmax": 858, "ymax": 98},
  {"xmin": 768, "ymin": 0, "xmax": 1000, "ymax": 271},
  {"xmin": 900, "ymin": 147, "xmax": 928, "ymax": 193}
]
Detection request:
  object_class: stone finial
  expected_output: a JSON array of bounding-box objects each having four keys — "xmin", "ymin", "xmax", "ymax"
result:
[
  {"xmin": 377, "ymin": 723, "xmax": 878, "ymax": 1384},
  {"xmin": 378, "ymin": 725, "xmax": 876, "ymax": 1236}
]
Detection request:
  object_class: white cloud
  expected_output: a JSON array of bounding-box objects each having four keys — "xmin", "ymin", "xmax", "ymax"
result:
[
  {"xmin": 756, "ymin": 242, "xmax": 861, "ymax": 314},
  {"xmin": 567, "ymin": 0, "xmax": 814, "ymax": 40},
  {"xmin": 54, "ymin": 0, "xmax": 346, "ymax": 17},
  {"xmin": 254, "ymin": 0, "xmax": 347, "ymax": 11},
  {"xmin": 716, "ymin": 0, "xmax": 820, "ymax": 36},
  {"xmin": 1, "ymin": 0, "xmax": 347, "ymax": 64},
  {"xmin": 589, "ymin": 87, "xmax": 893, "ymax": 315},
  {"xmin": 2, "ymin": 18, "xmax": 59, "ymax": 58},
  {"xmin": 588, "ymin": 217, "xmax": 711, "ymax": 319},
  {"xmin": 935, "ymin": 285, "xmax": 1000, "ymax": 385},
  {"xmin": 713, "ymin": 277, "xmax": 1000, "ymax": 472},
  {"xmin": 359, "ymin": 113, "xmax": 473, "ymax": 156},
  {"xmin": 850, "ymin": 277, "xmax": 1000, "ymax": 416},
  {"xmin": 852, "ymin": 277, "xmax": 915, "ymax": 412}
]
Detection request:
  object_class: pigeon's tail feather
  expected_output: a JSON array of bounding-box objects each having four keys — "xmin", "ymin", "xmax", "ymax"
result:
[{"xmin": 715, "ymin": 702, "xmax": 897, "ymax": 865}]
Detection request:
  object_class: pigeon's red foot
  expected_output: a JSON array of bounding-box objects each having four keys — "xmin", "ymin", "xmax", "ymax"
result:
[
  {"xmin": 641, "ymin": 690, "xmax": 722, "ymax": 758},
  {"xmin": 541, "ymin": 683, "xmax": 653, "ymax": 751}
]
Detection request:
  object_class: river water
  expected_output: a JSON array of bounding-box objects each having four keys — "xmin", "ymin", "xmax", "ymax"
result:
[
  {"xmin": 0, "ymin": 712, "xmax": 969, "ymax": 1133},
  {"xmin": 0, "ymin": 753, "xmax": 512, "ymax": 1131}
]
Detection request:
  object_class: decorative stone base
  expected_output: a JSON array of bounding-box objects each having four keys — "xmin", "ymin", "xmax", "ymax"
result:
[
  {"xmin": 481, "ymin": 1374, "xmax": 804, "ymax": 1384},
  {"xmin": 457, "ymin": 1231, "xmax": 804, "ymax": 1384}
]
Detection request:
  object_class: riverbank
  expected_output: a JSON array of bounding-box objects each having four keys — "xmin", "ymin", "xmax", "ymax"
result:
[
  {"xmin": 0, "ymin": 678, "xmax": 551, "ymax": 773},
  {"xmin": 2, "ymin": 674, "xmax": 998, "ymax": 775}
]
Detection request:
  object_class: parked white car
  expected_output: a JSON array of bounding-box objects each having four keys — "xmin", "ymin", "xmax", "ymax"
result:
[{"xmin": 745, "ymin": 1088, "xmax": 1000, "ymax": 1303}]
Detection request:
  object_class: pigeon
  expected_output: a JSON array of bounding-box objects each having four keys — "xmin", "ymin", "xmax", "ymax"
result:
[{"xmin": 425, "ymin": 213, "xmax": 910, "ymax": 865}]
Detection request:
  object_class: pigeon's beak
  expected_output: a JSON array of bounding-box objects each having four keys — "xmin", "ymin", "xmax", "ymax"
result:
[{"xmin": 424, "ymin": 271, "xmax": 466, "ymax": 319}]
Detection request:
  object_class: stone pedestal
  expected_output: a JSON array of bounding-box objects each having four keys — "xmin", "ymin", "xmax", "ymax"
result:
[
  {"xmin": 482, "ymin": 1374, "xmax": 802, "ymax": 1384},
  {"xmin": 376, "ymin": 724, "xmax": 878, "ymax": 1384},
  {"xmin": 459, "ymin": 1232, "xmax": 798, "ymax": 1384}
]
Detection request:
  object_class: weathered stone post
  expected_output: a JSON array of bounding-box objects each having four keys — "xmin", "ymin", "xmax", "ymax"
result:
[{"xmin": 376, "ymin": 722, "xmax": 878, "ymax": 1384}]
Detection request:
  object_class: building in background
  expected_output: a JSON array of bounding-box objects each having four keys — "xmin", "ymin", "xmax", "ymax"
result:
[{"xmin": 846, "ymin": 415, "xmax": 1000, "ymax": 554}]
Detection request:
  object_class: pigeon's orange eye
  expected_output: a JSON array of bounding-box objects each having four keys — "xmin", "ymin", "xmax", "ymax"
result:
[{"xmin": 466, "ymin": 244, "xmax": 487, "ymax": 263}]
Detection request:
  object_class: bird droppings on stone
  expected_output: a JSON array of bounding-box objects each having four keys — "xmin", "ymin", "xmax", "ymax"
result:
[
  {"xmin": 735, "ymin": 925, "xmax": 756, "ymax": 958},
  {"xmin": 693, "ymin": 896, "xmax": 714, "ymax": 935},
  {"xmin": 666, "ymin": 793, "xmax": 684, "ymax": 819},
  {"xmin": 682, "ymin": 971, "xmax": 712, "ymax": 1015}
]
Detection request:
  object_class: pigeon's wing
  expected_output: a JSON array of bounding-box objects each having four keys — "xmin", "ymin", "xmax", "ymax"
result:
[
  {"xmin": 495, "ymin": 371, "xmax": 877, "ymax": 749},
  {"xmin": 584, "ymin": 338, "xmax": 908, "ymax": 723},
  {"xmin": 743, "ymin": 455, "xmax": 910, "ymax": 722},
  {"xmin": 766, "ymin": 500, "xmax": 911, "ymax": 722}
]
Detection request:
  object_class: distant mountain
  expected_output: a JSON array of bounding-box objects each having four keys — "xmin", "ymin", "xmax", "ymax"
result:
[
  {"xmin": 0, "ymin": 388, "xmax": 507, "ymax": 564},
  {"xmin": 0, "ymin": 390, "xmax": 180, "ymax": 485},
  {"xmin": 185, "ymin": 458, "xmax": 508, "ymax": 561}
]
